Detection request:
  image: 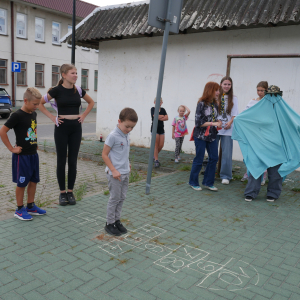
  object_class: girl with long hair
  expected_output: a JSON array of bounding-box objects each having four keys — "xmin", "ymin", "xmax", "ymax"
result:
[
  {"xmin": 189, "ymin": 82, "xmax": 222, "ymax": 191},
  {"xmin": 217, "ymin": 76, "xmax": 239, "ymax": 185},
  {"xmin": 39, "ymin": 64, "xmax": 94, "ymax": 206}
]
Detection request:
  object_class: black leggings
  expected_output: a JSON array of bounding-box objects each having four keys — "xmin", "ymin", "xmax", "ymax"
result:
[{"xmin": 54, "ymin": 119, "xmax": 82, "ymax": 191}]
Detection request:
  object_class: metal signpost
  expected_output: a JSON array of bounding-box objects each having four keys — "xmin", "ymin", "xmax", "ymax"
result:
[
  {"xmin": 11, "ymin": 62, "xmax": 21, "ymax": 107},
  {"xmin": 145, "ymin": 0, "xmax": 183, "ymax": 194}
]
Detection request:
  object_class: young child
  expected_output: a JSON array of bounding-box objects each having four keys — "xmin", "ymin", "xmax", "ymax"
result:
[
  {"xmin": 151, "ymin": 98, "xmax": 168, "ymax": 168},
  {"xmin": 241, "ymin": 81, "xmax": 268, "ymax": 184},
  {"xmin": 102, "ymin": 108, "xmax": 138, "ymax": 236},
  {"xmin": 172, "ymin": 105, "xmax": 190, "ymax": 162},
  {"xmin": 0, "ymin": 88, "xmax": 46, "ymax": 220}
]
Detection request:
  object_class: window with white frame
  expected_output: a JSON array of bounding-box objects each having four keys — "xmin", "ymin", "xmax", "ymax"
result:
[
  {"xmin": 35, "ymin": 17, "xmax": 44, "ymax": 42},
  {"xmin": 16, "ymin": 13, "xmax": 27, "ymax": 38},
  {"xmin": 67, "ymin": 25, "xmax": 72, "ymax": 47},
  {"xmin": 0, "ymin": 9, "xmax": 7, "ymax": 35},
  {"xmin": 94, "ymin": 70, "xmax": 98, "ymax": 91},
  {"xmin": 81, "ymin": 69, "xmax": 88, "ymax": 89},
  {"xmin": 35, "ymin": 63, "xmax": 44, "ymax": 87},
  {"xmin": 52, "ymin": 65, "xmax": 60, "ymax": 86},
  {"xmin": 52, "ymin": 22, "xmax": 60, "ymax": 44},
  {"xmin": 0, "ymin": 59, "xmax": 7, "ymax": 84},
  {"xmin": 17, "ymin": 62, "xmax": 27, "ymax": 85}
]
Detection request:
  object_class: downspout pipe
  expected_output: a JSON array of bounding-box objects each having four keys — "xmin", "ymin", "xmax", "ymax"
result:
[{"xmin": 11, "ymin": 1, "xmax": 15, "ymax": 106}]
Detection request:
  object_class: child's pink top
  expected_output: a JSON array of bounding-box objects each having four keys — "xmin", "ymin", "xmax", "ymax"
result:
[{"xmin": 172, "ymin": 115, "xmax": 189, "ymax": 138}]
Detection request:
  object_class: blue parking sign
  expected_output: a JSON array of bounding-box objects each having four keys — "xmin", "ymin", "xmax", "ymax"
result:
[{"xmin": 12, "ymin": 62, "xmax": 21, "ymax": 73}]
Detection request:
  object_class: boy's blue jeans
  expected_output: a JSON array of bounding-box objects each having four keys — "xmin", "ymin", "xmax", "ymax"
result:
[
  {"xmin": 216, "ymin": 135, "xmax": 233, "ymax": 180},
  {"xmin": 189, "ymin": 138, "xmax": 218, "ymax": 187}
]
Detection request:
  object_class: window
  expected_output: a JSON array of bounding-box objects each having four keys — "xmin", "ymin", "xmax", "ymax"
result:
[
  {"xmin": 81, "ymin": 69, "xmax": 88, "ymax": 89},
  {"xmin": 35, "ymin": 63, "xmax": 44, "ymax": 87},
  {"xmin": 94, "ymin": 70, "xmax": 98, "ymax": 91},
  {"xmin": 17, "ymin": 62, "xmax": 27, "ymax": 85},
  {"xmin": 0, "ymin": 9, "xmax": 7, "ymax": 35},
  {"xmin": 16, "ymin": 13, "xmax": 27, "ymax": 38},
  {"xmin": 52, "ymin": 65, "xmax": 60, "ymax": 86},
  {"xmin": 67, "ymin": 25, "xmax": 72, "ymax": 47},
  {"xmin": 52, "ymin": 22, "xmax": 60, "ymax": 44},
  {"xmin": 0, "ymin": 59, "xmax": 7, "ymax": 84},
  {"xmin": 35, "ymin": 17, "xmax": 44, "ymax": 41}
]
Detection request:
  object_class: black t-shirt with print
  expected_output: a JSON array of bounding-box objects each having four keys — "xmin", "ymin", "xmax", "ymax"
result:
[
  {"xmin": 48, "ymin": 85, "xmax": 86, "ymax": 115},
  {"xmin": 151, "ymin": 107, "xmax": 167, "ymax": 133},
  {"xmin": 4, "ymin": 109, "xmax": 38, "ymax": 155}
]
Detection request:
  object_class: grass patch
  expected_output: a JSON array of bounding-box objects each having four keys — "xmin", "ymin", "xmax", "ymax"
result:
[
  {"xmin": 292, "ymin": 188, "xmax": 300, "ymax": 192},
  {"xmin": 0, "ymin": 185, "xmax": 5, "ymax": 188},
  {"xmin": 179, "ymin": 165, "xmax": 192, "ymax": 171},
  {"xmin": 129, "ymin": 167, "xmax": 143, "ymax": 183},
  {"xmin": 73, "ymin": 183, "xmax": 87, "ymax": 201},
  {"xmin": 104, "ymin": 190, "xmax": 109, "ymax": 196},
  {"xmin": 232, "ymin": 174, "xmax": 243, "ymax": 181},
  {"xmin": 176, "ymin": 181, "xmax": 185, "ymax": 185}
]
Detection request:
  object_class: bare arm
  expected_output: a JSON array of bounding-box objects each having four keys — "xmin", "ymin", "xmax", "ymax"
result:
[
  {"xmin": 159, "ymin": 114, "xmax": 168, "ymax": 121},
  {"xmin": 38, "ymin": 94, "xmax": 59, "ymax": 124},
  {"xmin": 0, "ymin": 125, "xmax": 22, "ymax": 154},
  {"xmin": 172, "ymin": 126, "xmax": 175, "ymax": 139},
  {"xmin": 224, "ymin": 116, "xmax": 235, "ymax": 130},
  {"xmin": 79, "ymin": 93, "xmax": 95, "ymax": 123},
  {"xmin": 201, "ymin": 120, "xmax": 222, "ymax": 127},
  {"xmin": 102, "ymin": 144, "xmax": 121, "ymax": 181},
  {"xmin": 184, "ymin": 105, "xmax": 191, "ymax": 118}
]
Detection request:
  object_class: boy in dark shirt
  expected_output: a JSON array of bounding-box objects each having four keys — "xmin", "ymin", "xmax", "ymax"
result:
[{"xmin": 0, "ymin": 88, "xmax": 46, "ymax": 220}]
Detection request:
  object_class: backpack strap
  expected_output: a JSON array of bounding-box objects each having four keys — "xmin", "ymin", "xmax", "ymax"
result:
[{"xmin": 75, "ymin": 85, "xmax": 83, "ymax": 112}]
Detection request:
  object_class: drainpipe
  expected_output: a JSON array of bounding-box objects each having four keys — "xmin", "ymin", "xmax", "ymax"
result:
[{"xmin": 11, "ymin": 1, "xmax": 15, "ymax": 106}]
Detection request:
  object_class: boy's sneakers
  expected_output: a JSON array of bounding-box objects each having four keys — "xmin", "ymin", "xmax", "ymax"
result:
[
  {"xmin": 154, "ymin": 160, "xmax": 160, "ymax": 168},
  {"xmin": 59, "ymin": 193, "xmax": 68, "ymax": 206},
  {"xmin": 267, "ymin": 197, "xmax": 276, "ymax": 202},
  {"xmin": 67, "ymin": 192, "xmax": 76, "ymax": 205},
  {"xmin": 115, "ymin": 220, "xmax": 127, "ymax": 234},
  {"xmin": 174, "ymin": 158, "xmax": 179, "ymax": 163},
  {"xmin": 105, "ymin": 223, "xmax": 122, "ymax": 236},
  {"xmin": 203, "ymin": 185, "xmax": 218, "ymax": 191},
  {"xmin": 26, "ymin": 204, "xmax": 46, "ymax": 215},
  {"xmin": 190, "ymin": 185, "xmax": 202, "ymax": 191},
  {"xmin": 245, "ymin": 196, "xmax": 253, "ymax": 202},
  {"xmin": 14, "ymin": 207, "xmax": 33, "ymax": 221}
]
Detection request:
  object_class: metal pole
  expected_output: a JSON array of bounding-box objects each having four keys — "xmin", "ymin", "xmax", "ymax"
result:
[
  {"xmin": 146, "ymin": 0, "xmax": 172, "ymax": 195},
  {"xmin": 14, "ymin": 72, "xmax": 16, "ymax": 107},
  {"xmin": 71, "ymin": 0, "xmax": 76, "ymax": 64}
]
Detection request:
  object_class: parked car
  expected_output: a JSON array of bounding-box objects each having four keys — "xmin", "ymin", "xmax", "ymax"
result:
[{"xmin": 0, "ymin": 87, "xmax": 12, "ymax": 119}]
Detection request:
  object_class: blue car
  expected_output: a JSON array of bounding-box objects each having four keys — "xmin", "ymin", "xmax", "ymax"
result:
[{"xmin": 0, "ymin": 87, "xmax": 12, "ymax": 119}]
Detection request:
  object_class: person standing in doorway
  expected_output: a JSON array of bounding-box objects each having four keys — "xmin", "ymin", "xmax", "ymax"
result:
[{"xmin": 39, "ymin": 64, "xmax": 94, "ymax": 206}]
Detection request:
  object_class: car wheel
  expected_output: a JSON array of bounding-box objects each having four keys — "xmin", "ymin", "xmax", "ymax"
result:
[{"xmin": 1, "ymin": 113, "xmax": 10, "ymax": 119}]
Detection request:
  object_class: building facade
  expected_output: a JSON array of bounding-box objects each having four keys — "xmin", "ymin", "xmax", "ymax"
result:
[{"xmin": 0, "ymin": 0, "xmax": 98, "ymax": 106}]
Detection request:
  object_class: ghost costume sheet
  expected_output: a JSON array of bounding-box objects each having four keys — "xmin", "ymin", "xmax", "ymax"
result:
[{"xmin": 232, "ymin": 94, "xmax": 300, "ymax": 179}]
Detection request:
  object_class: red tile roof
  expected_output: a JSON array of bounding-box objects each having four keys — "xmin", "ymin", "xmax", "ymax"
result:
[{"xmin": 22, "ymin": 0, "xmax": 97, "ymax": 18}]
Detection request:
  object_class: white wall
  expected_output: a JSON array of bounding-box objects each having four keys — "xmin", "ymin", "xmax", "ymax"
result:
[
  {"xmin": 96, "ymin": 25, "xmax": 300, "ymax": 160},
  {"xmin": 0, "ymin": 0, "xmax": 98, "ymax": 106}
]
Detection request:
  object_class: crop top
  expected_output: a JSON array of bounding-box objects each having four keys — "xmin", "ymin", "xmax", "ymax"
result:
[{"xmin": 48, "ymin": 85, "xmax": 86, "ymax": 115}]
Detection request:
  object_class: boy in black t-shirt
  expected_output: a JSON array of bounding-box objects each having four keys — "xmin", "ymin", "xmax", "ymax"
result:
[{"xmin": 0, "ymin": 88, "xmax": 46, "ymax": 221}]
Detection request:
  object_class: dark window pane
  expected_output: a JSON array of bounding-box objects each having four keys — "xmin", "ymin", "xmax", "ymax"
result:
[{"xmin": 0, "ymin": 69, "xmax": 6, "ymax": 84}]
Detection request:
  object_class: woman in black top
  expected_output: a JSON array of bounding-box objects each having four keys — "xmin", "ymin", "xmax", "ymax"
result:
[
  {"xmin": 150, "ymin": 98, "xmax": 168, "ymax": 168},
  {"xmin": 39, "ymin": 64, "xmax": 94, "ymax": 206},
  {"xmin": 189, "ymin": 82, "xmax": 222, "ymax": 191}
]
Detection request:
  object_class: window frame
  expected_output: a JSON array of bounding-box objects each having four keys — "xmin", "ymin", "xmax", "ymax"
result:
[
  {"xmin": 67, "ymin": 25, "xmax": 72, "ymax": 47},
  {"xmin": 52, "ymin": 65, "xmax": 60, "ymax": 86},
  {"xmin": 0, "ymin": 59, "xmax": 7, "ymax": 85},
  {"xmin": 35, "ymin": 63, "xmax": 44, "ymax": 87},
  {"xmin": 94, "ymin": 70, "xmax": 98, "ymax": 91},
  {"xmin": 17, "ymin": 61, "xmax": 27, "ymax": 86},
  {"xmin": 81, "ymin": 69, "xmax": 89, "ymax": 90},
  {"xmin": 16, "ymin": 12, "xmax": 27, "ymax": 39},
  {"xmin": 52, "ymin": 21, "xmax": 61, "ymax": 45},
  {"xmin": 35, "ymin": 17, "xmax": 45, "ymax": 42},
  {"xmin": 0, "ymin": 8, "xmax": 7, "ymax": 35}
]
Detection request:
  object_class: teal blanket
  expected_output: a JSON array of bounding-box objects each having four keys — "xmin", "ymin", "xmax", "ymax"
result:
[{"xmin": 232, "ymin": 94, "xmax": 300, "ymax": 179}]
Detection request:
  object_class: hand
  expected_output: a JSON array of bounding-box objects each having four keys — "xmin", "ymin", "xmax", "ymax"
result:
[
  {"xmin": 172, "ymin": 134, "xmax": 175, "ymax": 139},
  {"xmin": 51, "ymin": 115, "xmax": 64, "ymax": 125},
  {"xmin": 215, "ymin": 120, "xmax": 222, "ymax": 127},
  {"xmin": 112, "ymin": 170, "xmax": 121, "ymax": 181},
  {"xmin": 224, "ymin": 122, "xmax": 231, "ymax": 130},
  {"xmin": 11, "ymin": 146, "xmax": 22, "ymax": 154},
  {"xmin": 78, "ymin": 115, "xmax": 86, "ymax": 124}
]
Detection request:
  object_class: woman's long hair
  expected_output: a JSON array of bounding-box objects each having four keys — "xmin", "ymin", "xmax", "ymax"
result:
[
  {"xmin": 218, "ymin": 76, "xmax": 233, "ymax": 115},
  {"xmin": 198, "ymin": 82, "xmax": 220, "ymax": 106}
]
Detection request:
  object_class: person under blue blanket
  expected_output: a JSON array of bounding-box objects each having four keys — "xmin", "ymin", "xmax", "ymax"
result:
[{"xmin": 232, "ymin": 85, "xmax": 300, "ymax": 202}]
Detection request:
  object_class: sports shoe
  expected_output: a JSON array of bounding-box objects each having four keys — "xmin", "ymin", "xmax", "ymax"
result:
[
  {"xmin": 261, "ymin": 180, "xmax": 266, "ymax": 186},
  {"xmin": 267, "ymin": 197, "xmax": 276, "ymax": 202},
  {"xmin": 241, "ymin": 175, "xmax": 248, "ymax": 182},
  {"xmin": 14, "ymin": 207, "xmax": 33, "ymax": 221},
  {"xmin": 59, "ymin": 193, "xmax": 68, "ymax": 206},
  {"xmin": 67, "ymin": 192, "xmax": 76, "ymax": 205},
  {"xmin": 174, "ymin": 159, "xmax": 179, "ymax": 163},
  {"xmin": 204, "ymin": 185, "xmax": 218, "ymax": 191},
  {"xmin": 115, "ymin": 220, "xmax": 127, "ymax": 234},
  {"xmin": 154, "ymin": 160, "xmax": 160, "ymax": 168},
  {"xmin": 190, "ymin": 185, "xmax": 202, "ymax": 191},
  {"xmin": 222, "ymin": 179, "xmax": 230, "ymax": 185},
  {"xmin": 245, "ymin": 196, "xmax": 253, "ymax": 202},
  {"xmin": 105, "ymin": 223, "xmax": 122, "ymax": 236},
  {"xmin": 26, "ymin": 204, "xmax": 46, "ymax": 215}
]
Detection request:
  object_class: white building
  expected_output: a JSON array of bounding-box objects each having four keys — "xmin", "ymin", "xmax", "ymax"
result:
[
  {"xmin": 0, "ymin": 0, "xmax": 99, "ymax": 106},
  {"xmin": 62, "ymin": 0, "xmax": 300, "ymax": 161}
]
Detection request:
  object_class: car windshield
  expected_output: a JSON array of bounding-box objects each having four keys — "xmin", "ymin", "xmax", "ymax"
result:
[{"xmin": 0, "ymin": 90, "xmax": 8, "ymax": 96}]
